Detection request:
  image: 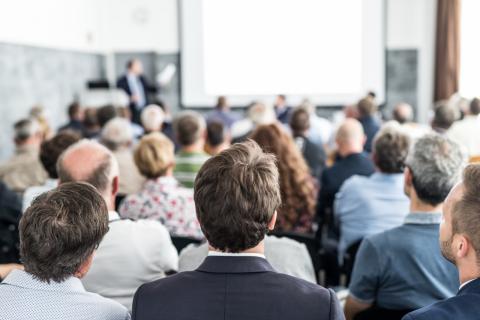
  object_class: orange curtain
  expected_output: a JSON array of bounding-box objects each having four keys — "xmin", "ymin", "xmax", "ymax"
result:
[{"xmin": 434, "ymin": 0, "xmax": 461, "ymax": 101}]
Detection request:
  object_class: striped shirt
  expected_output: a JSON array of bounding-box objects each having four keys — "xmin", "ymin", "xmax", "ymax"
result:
[{"xmin": 173, "ymin": 151, "xmax": 210, "ymax": 188}]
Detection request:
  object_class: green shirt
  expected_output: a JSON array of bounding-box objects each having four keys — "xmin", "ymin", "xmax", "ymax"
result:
[{"xmin": 174, "ymin": 151, "xmax": 210, "ymax": 188}]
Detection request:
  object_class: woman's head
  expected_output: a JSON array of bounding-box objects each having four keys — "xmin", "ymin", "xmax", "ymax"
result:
[{"xmin": 134, "ymin": 133, "xmax": 175, "ymax": 179}]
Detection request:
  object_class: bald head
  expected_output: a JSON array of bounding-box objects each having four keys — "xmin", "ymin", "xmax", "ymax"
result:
[
  {"xmin": 57, "ymin": 140, "xmax": 119, "ymax": 205},
  {"xmin": 393, "ymin": 103, "xmax": 414, "ymax": 124},
  {"xmin": 336, "ymin": 119, "xmax": 365, "ymax": 156}
]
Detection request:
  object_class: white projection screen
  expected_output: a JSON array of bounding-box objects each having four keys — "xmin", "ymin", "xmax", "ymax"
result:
[{"xmin": 180, "ymin": 0, "xmax": 385, "ymax": 108}]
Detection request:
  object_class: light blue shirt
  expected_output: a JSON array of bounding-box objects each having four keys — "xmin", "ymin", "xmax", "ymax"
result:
[
  {"xmin": 0, "ymin": 269, "xmax": 130, "ymax": 320},
  {"xmin": 127, "ymin": 73, "xmax": 146, "ymax": 109},
  {"xmin": 334, "ymin": 172, "xmax": 409, "ymax": 263}
]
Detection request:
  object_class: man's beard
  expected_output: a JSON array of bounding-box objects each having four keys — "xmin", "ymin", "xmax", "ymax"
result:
[{"xmin": 441, "ymin": 236, "xmax": 456, "ymax": 265}]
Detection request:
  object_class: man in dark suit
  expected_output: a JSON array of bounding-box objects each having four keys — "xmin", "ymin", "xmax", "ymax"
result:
[
  {"xmin": 274, "ymin": 94, "xmax": 293, "ymax": 124},
  {"xmin": 357, "ymin": 96, "xmax": 380, "ymax": 153},
  {"xmin": 132, "ymin": 141, "xmax": 344, "ymax": 320},
  {"xmin": 117, "ymin": 59, "xmax": 156, "ymax": 124},
  {"xmin": 402, "ymin": 164, "xmax": 480, "ymax": 320}
]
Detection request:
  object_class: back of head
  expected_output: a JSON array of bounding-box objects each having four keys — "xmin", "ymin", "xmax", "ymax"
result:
[
  {"xmin": 97, "ymin": 105, "xmax": 117, "ymax": 128},
  {"xmin": 248, "ymin": 102, "xmax": 276, "ymax": 126},
  {"xmin": 289, "ymin": 107, "xmax": 310, "ymax": 136},
  {"xmin": 40, "ymin": 131, "xmax": 81, "ymax": 179},
  {"xmin": 357, "ymin": 96, "xmax": 377, "ymax": 117},
  {"xmin": 134, "ymin": 132, "xmax": 174, "ymax": 179},
  {"xmin": 173, "ymin": 111, "xmax": 206, "ymax": 147},
  {"xmin": 336, "ymin": 118, "xmax": 365, "ymax": 147},
  {"xmin": 206, "ymin": 121, "xmax": 228, "ymax": 148},
  {"xmin": 68, "ymin": 102, "xmax": 82, "ymax": 120},
  {"xmin": 20, "ymin": 182, "xmax": 109, "ymax": 282},
  {"xmin": 194, "ymin": 141, "xmax": 281, "ymax": 252},
  {"xmin": 141, "ymin": 104, "xmax": 165, "ymax": 132},
  {"xmin": 406, "ymin": 134, "xmax": 467, "ymax": 206},
  {"xmin": 83, "ymin": 108, "xmax": 99, "ymax": 129},
  {"xmin": 470, "ymin": 97, "xmax": 480, "ymax": 115},
  {"xmin": 373, "ymin": 124, "xmax": 411, "ymax": 173},
  {"xmin": 432, "ymin": 101, "xmax": 459, "ymax": 130},
  {"xmin": 57, "ymin": 140, "xmax": 118, "ymax": 195},
  {"xmin": 393, "ymin": 103, "xmax": 414, "ymax": 124},
  {"xmin": 101, "ymin": 117, "xmax": 133, "ymax": 151},
  {"xmin": 216, "ymin": 96, "xmax": 228, "ymax": 109},
  {"xmin": 14, "ymin": 118, "xmax": 40, "ymax": 145}
]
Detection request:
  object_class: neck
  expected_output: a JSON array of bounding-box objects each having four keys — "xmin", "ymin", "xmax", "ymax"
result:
[
  {"xmin": 409, "ymin": 195, "xmax": 442, "ymax": 213},
  {"xmin": 209, "ymin": 143, "xmax": 230, "ymax": 155},
  {"xmin": 209, "ymin": 240, "xmax": 265, "ymax": 255},
  {"xmin": 338, "ymin": 146, "xmax": 362, "ymax": 158},
  {"xmin": 182, "ymin": 141, "xmax": 204, "ymax": 153}
]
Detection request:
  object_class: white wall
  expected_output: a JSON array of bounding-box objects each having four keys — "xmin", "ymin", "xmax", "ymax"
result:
[{"xmin": 386, "ymin": 0, "xmax": 437, "ymax": 124}]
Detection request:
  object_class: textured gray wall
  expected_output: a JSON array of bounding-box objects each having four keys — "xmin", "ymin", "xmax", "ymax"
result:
[{"xmin": 0, "ymin": 42, "xmax": 105, "ymax": 160}]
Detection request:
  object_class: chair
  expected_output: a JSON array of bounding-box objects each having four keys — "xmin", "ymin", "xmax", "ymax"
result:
[
  {"xmin": 354, "ymin": 307, "xmax": 413, "ymax": 320},
  {"xmin": 342, "ymin": 239, "xmax": 363, "ymax": 285},
  {"xmin": 171, "ymin": 235, "xmax": 202, "ymax": 254}
]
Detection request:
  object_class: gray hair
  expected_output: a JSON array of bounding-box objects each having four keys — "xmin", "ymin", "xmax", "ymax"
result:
[
  {"xmin": 405, "ymin": 134, "xmax": 467, "ymax": 206},
  {"xmin": 101, "ymin": 117, "xmax": 133, "ymax": 151},
  {"xmin": 14, "ymin": 118, "xmax": 41, "ymax": 142},
  {"xmin": 141, "ymin": 104, "xmax": 165, "ymax": 132}
]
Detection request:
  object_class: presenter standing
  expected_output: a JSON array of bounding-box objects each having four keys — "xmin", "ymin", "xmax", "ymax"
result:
[{"xmin": 117, "ymin": 59, "xmax": 157, "ymax": 124}]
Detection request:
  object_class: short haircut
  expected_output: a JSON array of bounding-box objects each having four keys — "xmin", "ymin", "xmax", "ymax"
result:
[
  {"xmin": 289, "ymin": 107, "xmax": 310, "ymax": 136},
  {"xmin": 97, "ymin": 105, "xmax": 117, "ymax": 128},
  {"xmin": 452, "ymin": 164, "xmax": 480, "ymax": 260},
  {"xmin": 406, "ymin": 134, "xmax": 467, "ymax": 206},
  {"xmin": 134, "ymin": 133, "xmax": 174, "ymax": 179},
  {"xmin": 14, "ymin": 118, "xmax": 40, "ymax": 143},
  {"xmin": 194, "ymin": 141, "xmax": 281, "ymax": 252},
  {"xmin": 68, "ymin": 102, "xmax": 81, "ymax": 119},
  {"xmin": 141, "ymin": 104, "xmax": 165, "ymax": 132},
  {"xmin": 101, "ymin": 117, "xmax": 133, "ymax": 151},
  {"xmin": 126, "ymin": 59, "xmax": 135, "ymax": 70},
  {"xmin": 40, "ymin": 132, "xmax": 81, "ymax": 179},
  {"xmin": 173, "ymin": 111, "xmax": 206, "ymax": 146},
  {"xmin": 372, "ymin": 125, "xmax": 411, "ymax": 173},
  {"xmin": 20, "ymin": 182, "xmax": 109, "ymax": 283},
  {"xmin": 206, "ymin": 121, "xmax": 227, "ymax": 147},
  {"xmin": 392, "ymin": 103, "xmax": 414, "ymax": 124},
  {"xmin": 432, "ymin": 101, "xmax": 459, "ymax": 130},
  {"xmin": 470, "ymin": 98, "xmax": 480, "ymax": 115},
  {"xmin": 357, "ymin": 97, "xmax": 377, "ymax": 117}
]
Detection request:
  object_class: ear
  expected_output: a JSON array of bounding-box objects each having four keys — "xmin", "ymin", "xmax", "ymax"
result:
[
  {"xmin": 404, "ymin": 167, "xmax": 413, "ymax": 188},
  {"xmin": 268, "ymin": 211, "xmax": 277, "ymax": 231},
  {"xmin": 456, "ymin": 235, "xmax": 470, "ymax": 259},
  {"xmin": 112, "ymin": 176, "xmax": 119, "ymax": 197},
  {"xmin": 74, "ymin": 253, "xmax": 94, "ymax": 279}
]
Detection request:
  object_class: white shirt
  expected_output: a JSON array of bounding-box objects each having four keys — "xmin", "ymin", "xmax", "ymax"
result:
[
  {"xmin": 447, "ymin": 115, "xmax": 480, "ymax": 156},
  {"xmin": 81, "ymin": 211, "xmax": 178, "ymax": 311}
]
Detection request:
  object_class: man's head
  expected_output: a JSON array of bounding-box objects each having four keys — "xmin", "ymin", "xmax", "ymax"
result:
[
  {"xmin": 40, "ymin": 131, "xmax": 81, "ymax": 179},
  {"xmin": 431, "ymin": 101, "xmax": 459, "ymax": 132},
  {"xmin": 97, "ymin": 105, "xmax": 117, "ymax": 128},
  {"xmin": 469, "ymin": 98, "xmax": 480, "ymax": 116},
  {"xmin": 216, "ymin": 96, "xmax": 228, "ymax": 110},
  {"xmin": 141, "ymin": 104, "xmax": 165, "ymax": 133},
  {"xmin": 68, "ymin": 102, "xmax": 83, "ymax": 121},
  {"xmin": 248, "ymin": 102, "xmax": 276, "ymax": 126},
  {"xmin": 393, "ymin": 103, "xmax": 414, "ymax": 124},
  {"xmin": 13, "ymin": 118, "xmax": 43, "ymax": 147},
  {"xmin": 372, "ymin": 124, "xmax": 411, "ymax": 173},
  {"xmin": 20, "ymin": 182, "xmax": 109, "ymax": 283},
  {"xmin": 289, "ymin": 107, "xmax": 310, "ymax": 137},
  {"xmin": 440, "ymin": 165, "xmax": 480, "ymax": 271},
  {"xmin": 101, "ymin": 117, "xmax": 133, "ymax": 151},
  {"xmin": 206, "ymin": 121, "xmax": 230, "ymax": 155},
  {"xmin": 127, "ymin": 58, "xmax": 143, "ymax": 75},
  {"xmin": 194, "ymin": 141, "xmax": 281, "ymax": 252},
  {"xmin": 57, "ymin": 140, "xmax": 119, "ymax": 209},
  {"xmin": 173, "ymin": 111, "xmax": 206, "ymax": 148},
  {"xmin": 357, "ymin": 97, "xmax": 377, "ymax": 118},
  {"xmin": 275, "ymin": 94, "xmax": 287, "ymax": 108},
  {"xmin": 404, "ymin": 134, "xmax": 467, "ymax": 206},
  {"xmin": 335, "ymin": 118, "xmax": 366, "ymax": 157}
]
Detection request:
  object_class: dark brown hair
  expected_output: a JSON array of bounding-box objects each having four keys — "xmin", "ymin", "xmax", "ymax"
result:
[
  {"xmin": 194, "ymin": 140, "xmax": 281, "ymax": 252},
  {"xmin": 173, "ymin": 111, "xmax": 206, "ymax": 146},
  {"xmin": 372, "ymin": 126, "xmax": 411, "ymax": 173},
  {"xmin": 289, "ymin": 107, "xmax": 310, "ymax": 136},
  {"xmin": 357, "ymin": 97, "xmax": 377, "ymax": 117},
  {"xmin": 20, "ymin": 182, "xmax": 109, "ymax": 283},
  {"xmin": 40, "ymin": 131, "xmax": 81, "ymax": 179}
]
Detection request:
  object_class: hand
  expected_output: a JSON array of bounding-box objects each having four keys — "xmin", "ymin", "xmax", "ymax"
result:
[
  {"xmin": 0, "ymin": 263, "xmax": 23, "ymax": 280},
  {"xmin": 131, "ymin": 94, "xmax": 139, "ymax": 103}
]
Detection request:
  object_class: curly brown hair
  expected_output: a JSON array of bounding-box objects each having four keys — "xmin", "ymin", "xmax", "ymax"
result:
[{"xmin": 250, "ymin": 123, "xmax": 316, "ymax": 232}]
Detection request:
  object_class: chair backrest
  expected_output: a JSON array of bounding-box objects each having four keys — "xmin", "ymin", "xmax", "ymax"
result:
[
  {"xmin": 342, "ymin": 239, "xmax": 363, "ymax": 284},
  {"xmin": 171, "ymin": 236, "xmax": 203, "ymax": 254}
]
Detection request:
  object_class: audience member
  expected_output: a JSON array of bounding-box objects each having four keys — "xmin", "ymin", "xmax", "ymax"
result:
[
  {"xmin": 447, "ymin": 97, "xmax": 480, "ymax": 156},
  {"xmin": 23, "ymin": 131, "xmax": 81, "ymax": 211},
  {"xmin": 403, "ymin": 164, "xmax": 480, "ymax": 320},
  {"xmin": 0, "ymin": 119, "xmax": 47, "ymax": 193},
  {"xmin": 101, "ymin": 118, "xmax": 145, "ymax": 195},
  {"xmin": 290, "ymin": 107, "xmax": 327, "ymax": 180},
  {"xmin": 30, "ymin": 105, "xmax": 53, "ymax": 140},
  {"xmin": 335, "ymin": 124, "xmax": 410, "ymax": 264},
  {"xmin": 117, "ymin": 106, "xmax": 144, "ymax": 138},
  {"xmin": 345, "ymin": 134, "xmax": 467, "ymax": 319},
  {"xmin": 97, "ymin": 105, "xmax": 118, "ymax": 128},
  {"xmin": 251, "ymin": 123, "xmax": 316, "ymax": 233},
  {"xmin": 205, "ymin": 121, "xmax": 231, "ymax": 156},
  {"xmin": 83, "ymin": 107, "xmax": 101, "ymax": 139},
  {"xmin": 206, "ymin": 96, "xmax": 239, "ymax": 128},
  {"xmin": 57, "ymin": 140, "xmax": 178, "ymax": 310},
  {"xmin": 274, "ymin": 94, "xmax": 293, "ymax": 124},
  {"xmin": 300, "ymin": 100, "xmax": 334, "ymax": 149},
  {"xmin": 58, "ymin": 102, "xmax": 86, "ymax": 136},
  {"xmin": 173, "ymin": 111, "xmax": 210, "ymax": 188},
  {"xmin": 141, "ymin": 104, "xmax": 165, "ymax": 134},
  {"xmin": 132, "ymin": 141, "xmax": 344, "ymax": 320},
  {"xmin": 0, "ymin": 182, "xmax": 130, "ymax": 320},
  {"xmin": 431, "ymin": 101, "xmax": 459, "ymax": 134},
  {"xmin": 231, "ymin": 101, "xmax": 276, "ymax": 142},
  {"xmin": 0, "ymin": 182, "xmax": 22, "ymax": 263},
  {"xmin": 357, "ymin": 96, "xmax": 380, "ymax": 153},
  {"xmin": 393, "ymin": 103, "xmax": 414, "ymax": 124},
  {"xmin": 179, "ymin": 235, "xmax": 316, "ymax": 283},
  {"xmin": 119, "ymin": 133, "xmax": 203, "ymax": 239}
]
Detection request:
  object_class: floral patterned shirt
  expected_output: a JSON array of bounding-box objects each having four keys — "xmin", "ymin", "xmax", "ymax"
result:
[{"xmin": 119, "ymin": 176, "xmax": 203, "ymax": 239}]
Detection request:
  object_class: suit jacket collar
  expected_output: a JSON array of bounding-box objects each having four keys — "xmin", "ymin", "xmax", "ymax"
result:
[
  {"xmin": 196, "ymin": 256, "xmax": 276, "ymax": 274},
  {"xmin": 458, "ymin": 278, "xmax": 480, "ymax": 295}
]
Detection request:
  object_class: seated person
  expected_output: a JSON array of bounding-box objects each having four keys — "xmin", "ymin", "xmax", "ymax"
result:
[
  {"xmin": 0, "ymin": 182, "xmax": 129, "ymax": 320},
  {"xmin": 345, "ymin": 134, "xmax": 467, "ymax": 320},
  {"xmin": 206, "ymin": 96, "xmax": 239, "ymax": 129},
  {"xmin": 357, "ymin": 96, "xmax": 380, "ymax": 153},
  {"xmin": 58, "ymin": 102, "xmax": 86, "ymax": 136},
  {"xmin": 119, "ymin": 133, "xmax": 203, "ymax": 239},
  {"xmin": 173, "ymin": 111, "xmax": 210, "ymax": 188},
  {"xmin": 178, "ymin": 235, "xmax": 316, "ymax": 283},
  {"xmin": 205, "ymin": 121, "xmax": 231, "ymax": 156},
  {"xmin": 57, "ymin": 140, "xmax": 178, "ymax": 311},
  {"xmin": 23, "ymin": 131, "xmax": 81, "ymax": 211},
  {"xmin": 403, "ymin": 164, "xmax": 480, "ymax": 320},
  {"xmin": 335, "ymin": 124, "xmax": 410, "ymax": 263},
  {"xmin": 132, "ymin": 141, "xmax": 344, "ymax": 320},
  {"xmin": 0, "ymin": 182, "xmax": 22, "ymax": 263}
]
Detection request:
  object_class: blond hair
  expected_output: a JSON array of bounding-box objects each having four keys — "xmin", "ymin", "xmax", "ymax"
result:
[{"xmin": 134, "ymin": 133, "xmax": 175, "ymax": 179}]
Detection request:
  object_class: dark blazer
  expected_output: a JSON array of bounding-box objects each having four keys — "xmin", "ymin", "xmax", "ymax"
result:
[
  {"xmin": 295, "ymin": 135, "xmax": 326, "ymax": 180},
  {"xmin": 402, "ymin": 278, "xmax": 480, "ymax": 320},
  {"xmin": 0, "ymin": 182, "xmax": 22, "ymax": 263},
  {"xmin": 359, "ymin": 116, "xmax": 380, "ymax": 153},
  {"xmin": 132, "ymin": 256, "xmax": 345, "ymax": 320},
  {"xmin": 117, "ymin": 74, "xmax": 157, "ymax": 123}
]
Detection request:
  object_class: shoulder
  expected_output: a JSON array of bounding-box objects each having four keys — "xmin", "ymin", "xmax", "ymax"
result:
[
  {"xmin": 340, "ymin": 175, "xmax": 369, "ymax": 191},
  {"xmin": 84, "ymin": 291, "xmax": 130, "ymax": 319},
  {"xmin": 403, "ymin": 296, "xmax": 468, "ymax": 320}
]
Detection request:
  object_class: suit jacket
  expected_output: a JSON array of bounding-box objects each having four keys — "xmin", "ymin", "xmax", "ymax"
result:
[
  {"xmin": 359, "ymin": 116, "xmax": 380, "ymax": 153},
  {"xmin": 132, "ymin": 256, "xmax": 345, "ymax": 320},
  {"xmin": 402, "ymin": 278, "xmax": 480, "ymax": 320},
  {"xmin": 117, "ymin": 75, "xmax": 154, "ymax": 99}
]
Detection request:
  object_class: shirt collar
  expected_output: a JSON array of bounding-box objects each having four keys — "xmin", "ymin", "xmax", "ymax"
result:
[
  {"xmin": 108, "ymin": 211, "xmax": 120, "ymax": 222},
  {"xmin": 459, "ymin": 278, "xmax": 477, "ymax": 291},
  {"xmin": 404, "ymin": 212, "xmax": 442, "ymax": 225},
  {"xmin": 208, "ymin": 251, "xmax": 266, "ymax": 259},
  {"xmin": 2, "ymin": 269, "xmax": 86, "ymax": 293},
  {"xmin": 197, "ymin": 255, "xmax": 274, "ymax": 274}
]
